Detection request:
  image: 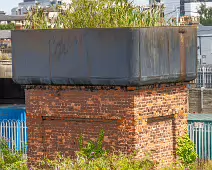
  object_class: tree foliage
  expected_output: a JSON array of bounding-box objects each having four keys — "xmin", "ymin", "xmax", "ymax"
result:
[
  {"xmin": 0, "ymin": 23, "xmax": 16, "ymax": 30},
  {"xmin": 198, "ymin": 3, "xmax": 212, "ymax": 26}
]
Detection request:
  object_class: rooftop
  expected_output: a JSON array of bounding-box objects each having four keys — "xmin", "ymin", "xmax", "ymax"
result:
[
  {"xmin": 0, "ymin": 13, "xmax": 26, "ymax": 22},
  {"xmin": 198, "ymin": 25, "xmax": 212, "ymax": 36},
  {"xmin": 188, "ymin": 114, "xmax": 212, "ymax": 121}
]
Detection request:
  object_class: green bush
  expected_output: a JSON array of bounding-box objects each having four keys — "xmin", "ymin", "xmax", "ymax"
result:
[
  {"xmin": 77, "ymin": 129, "xmax": 108, "ymax": 160},
  {"xmin": 0, "ymin": 137, "xmax": 27, "ymax": 170},
  {"xmin": 176, "ymin": 135, "xmax": 198, "ymax": 169},
  {"xmin": 0, "ymin": 24, "xmax": 16, "ymax": 30}
]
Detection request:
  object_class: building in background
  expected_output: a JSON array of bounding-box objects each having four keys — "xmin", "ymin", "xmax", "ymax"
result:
[
  {"xmin": 197, "ymin": 25, "xmax": 212, "ymax": 64},
  {"xmin": 151, "ymin": 0, "xmax": 212, "ymax": 18},
  {"xmin": 11, "ymin": 0, "xmax": 70, "ymax": 15},
  {"xmin": 148, "ymin": 0, "xmax": 212, "ymax": 25},
  {"xmin": 189, "ymin": 26, "xmax": 212, "ymax": 88},
  {"xmin": 0, "ymin": 11, "xmax": 26, "ymax": 27},
  {"xmin": 184, "ymin": 0, "xmax": 212, "ymax": 17}
]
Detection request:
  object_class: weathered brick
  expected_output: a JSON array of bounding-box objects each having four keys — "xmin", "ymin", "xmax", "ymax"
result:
[{"xmin": 25, "ymin": 83, "xmax": 188, "ymax": 168}]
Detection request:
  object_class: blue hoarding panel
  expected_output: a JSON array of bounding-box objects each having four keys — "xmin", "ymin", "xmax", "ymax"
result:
[{"xmin": 0, "ymin": 105, "xmax": 26, "ymax": 121}]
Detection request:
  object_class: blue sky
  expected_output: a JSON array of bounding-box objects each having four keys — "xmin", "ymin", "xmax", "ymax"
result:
[
  {"xmin": 1, "ymin": 0, "xmax": 21, "ymax": 14},
  {"xmin": 1, "ymin": 0, "xmax": 147, "ymax": 15}
]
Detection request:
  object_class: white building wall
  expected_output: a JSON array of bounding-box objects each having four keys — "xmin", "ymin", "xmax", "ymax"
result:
[
  {"xmin": 198, "ymin": 36, "xmax": 212, "ymax": 64},
  {"xmin": 185, "ymin": 2, "xmax": 212, "ymax": 17},
  {"xmin": 163, "ymin": 0, "xmax": 180, "ymax": 20}
]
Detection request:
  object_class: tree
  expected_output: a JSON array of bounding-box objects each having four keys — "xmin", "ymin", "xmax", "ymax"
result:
[{"xmin": 198, "ymin": 3, "xmax": 212, "ymax": 26}]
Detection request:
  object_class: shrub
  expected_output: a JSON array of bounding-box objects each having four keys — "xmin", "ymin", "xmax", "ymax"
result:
[
  {"xmin": 0, "ymin": 137, "xmax": 27, "ymax": 170},
  {"xmin": 176, "ymin": 135, "xmax": 198, "ymax": 169},
  {"xmin": 77, "ymin": 129, "xmax": 108, "ymax": 160},
  {"xmin": 0, "ymin": 23, "xmax": 16, "ymax": 30}
]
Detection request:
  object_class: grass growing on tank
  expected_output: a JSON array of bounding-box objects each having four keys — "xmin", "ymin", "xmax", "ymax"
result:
[{"xmin": 24, "ymin": 0, "xmax": 174, "ymax": 29}]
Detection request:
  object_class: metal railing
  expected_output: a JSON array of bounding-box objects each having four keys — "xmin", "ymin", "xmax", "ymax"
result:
[
  {"xmin": 189, "ymin": 122, "xmax": 212, "ymax": 160},
  {"xmin": 0, "ymin": 120, "xmax": 28, "ymax": 154},
  {"xmin": 192, "ymin": 65, "xmax": 212, "ymax": 88}
]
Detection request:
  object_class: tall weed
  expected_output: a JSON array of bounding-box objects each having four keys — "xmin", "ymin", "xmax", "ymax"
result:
[{"xmin": 24, "ymin": 0, "xmax": 170, "ymax": 29}]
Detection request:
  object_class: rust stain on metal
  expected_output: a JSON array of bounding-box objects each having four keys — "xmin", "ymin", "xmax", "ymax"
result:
[
  {"xmin": 12, "ymin": 27, "xmax": 197, "ymax": 86},
  {"xmin": 167, "ymin": 31, "xmax": 171, "ymax": 75},
  {"xmin": 180, "ymin": 29, "xmax": 186, "ymax": 81},
  {"xmin": 178, "ymin": 28, "xmax": 187, "ymax": 34}
]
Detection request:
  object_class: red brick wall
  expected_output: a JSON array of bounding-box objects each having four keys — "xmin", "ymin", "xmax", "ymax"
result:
[
  {"xmin": 133, "ymin": 84, "xmax": 188, "ymax": 166},
  {"xmin": 25, "ymin": 83, "xmax": 188, "ymax": 167}
]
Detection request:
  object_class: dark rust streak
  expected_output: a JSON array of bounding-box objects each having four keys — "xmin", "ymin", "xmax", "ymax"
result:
[
  {"xmin": 178, "ymin": 28, "xmax": 186, "ymax": 34},
  {"xmin": 167, "ymin": 32, "xmax": 170, "ymax": 76},
  {"xmin": 180, "ymin": 31, "xmax": 186, "ymax": 81}
]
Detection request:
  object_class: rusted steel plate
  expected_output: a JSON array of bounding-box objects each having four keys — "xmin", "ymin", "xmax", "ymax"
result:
[{"xmin": 11, "ymin": 27, "xmax": 197, "ymax": 86}]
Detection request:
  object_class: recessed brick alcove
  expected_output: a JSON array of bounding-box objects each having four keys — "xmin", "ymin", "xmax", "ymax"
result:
[{"xmin": 25, "ymin": 82, "xmax": 188, "ymax": 167}]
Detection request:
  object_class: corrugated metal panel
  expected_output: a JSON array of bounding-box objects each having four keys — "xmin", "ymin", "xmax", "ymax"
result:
[{"xmin": 12, "ymin": 27, "xmax": 197, "ymax": 86}]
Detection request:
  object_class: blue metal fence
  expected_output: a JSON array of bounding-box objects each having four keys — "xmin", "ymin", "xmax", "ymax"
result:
[
  {"xmin": 189, "ymin": 122, "xmax": 212, "ymax": 160},
  {"xmin": 0, "ymin": 120, "xmax": 28, "ymax": 154},
  {"xmin": 0, "ymin": 105, "xmax": 27, "ymax": 154}
]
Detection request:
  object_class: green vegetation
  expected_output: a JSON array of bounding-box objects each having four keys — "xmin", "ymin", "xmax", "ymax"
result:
[
  {"xmin": 78, "ymin": 129, "xmax": 108, "ymax": 160},
  {"xmin": 198, "ymin": 3, "xmax": 212, "ymax": 26},
  {"xmin": 39, "ymin": 130, "xmax": 156, "ymax": 170},
  {"xmin": 24, "ymin": 0, "xmax": 171, "ymax": 29},
  {"xmin": 0, "ymin": 131, "xmax": 212, "ymax": 170},
  {"xmin": 0, "ymin": 137, "xmax": 27, "ymax": 170},
  {"xmin": 0, "ymin": 24, "xmax": 16, "ymax": 30},
  {"xmin": 176, "ymin": 135, "xmax": 198, "ymax": 169}
]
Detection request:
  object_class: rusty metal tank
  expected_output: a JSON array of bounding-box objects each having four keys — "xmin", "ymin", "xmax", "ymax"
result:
[{"xmin": 11, "ymin": 27, "xmax": 197, "ymax": 86}]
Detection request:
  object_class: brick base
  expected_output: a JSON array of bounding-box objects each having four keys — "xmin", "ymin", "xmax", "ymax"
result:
[{"xmin": 25, "ymin": 83, "xmax": 188, "ymax": 167}]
